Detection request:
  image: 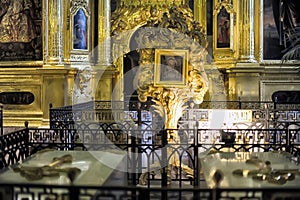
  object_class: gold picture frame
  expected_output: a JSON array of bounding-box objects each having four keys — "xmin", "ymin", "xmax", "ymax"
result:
[
  {"xmin": 154, "ymin": 49, "xmax": 189, "ymax": 88},
  {"xmin": 213, "ymin": 1, "xmax": 235, "ymax": 51},
  {"xmin": 0, "ymin": 0, "xmax": 43, "ymax": 65},
  {"xmin": 71, "ymin": 8, "xmax": 89, "ymax": 51}
]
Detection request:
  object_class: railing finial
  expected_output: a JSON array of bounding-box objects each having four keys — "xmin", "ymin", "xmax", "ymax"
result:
[{"xmin": 24, "ymin": 121, "xmax": 29, "ymax": 128}]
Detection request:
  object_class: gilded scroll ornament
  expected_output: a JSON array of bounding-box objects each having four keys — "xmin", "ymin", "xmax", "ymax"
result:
[{"xmin": 111, "ymin": 2, "xmax": 208, "ymax": 185}]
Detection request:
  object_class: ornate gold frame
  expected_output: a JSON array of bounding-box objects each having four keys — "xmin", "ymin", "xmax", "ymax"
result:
[
  {"xmin": 0, "ymin": 0, "xmax": 43, "ymax": 66},
  {"xmin": 213, "ymin": 1, "xmax": 234, "ymax": 51},
  {"xmin": 154, "ymin": 49, "xmax": 188, "ymax": 88},
  {"xmin": 258, "ymin": 0, "xmax": 296, "ymax": 64},
  {"xmin": 70, "ymin": 2, "xmax": 90, "ymax": 54}
]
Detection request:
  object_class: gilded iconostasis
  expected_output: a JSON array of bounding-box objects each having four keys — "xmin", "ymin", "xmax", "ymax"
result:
[{"xmin": 0, "ymin": 0, "xmax": 299, "ymax": 128}]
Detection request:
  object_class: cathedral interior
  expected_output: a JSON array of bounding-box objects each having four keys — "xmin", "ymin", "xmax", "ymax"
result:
[{"xmin": 0, "ymin": 0, "xmax": 300, "ymax": 199}]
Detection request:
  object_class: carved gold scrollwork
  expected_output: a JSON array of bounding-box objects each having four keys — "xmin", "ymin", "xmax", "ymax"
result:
[
  {"xmin": 112, "ymin": 5, "xmax": 208, "ymax": 120},
  {"xmin": 111, "ymin": 3, "xmax": 208, "ymax": 184},
  {"xmin": 134, "ymin": 6, "xmax": 209, "ymax": 111}
]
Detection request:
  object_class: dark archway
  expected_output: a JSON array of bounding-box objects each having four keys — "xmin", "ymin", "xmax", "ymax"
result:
[{"xmin": 123, "ymin": 50, "xmax": 139, "ymax": 102}]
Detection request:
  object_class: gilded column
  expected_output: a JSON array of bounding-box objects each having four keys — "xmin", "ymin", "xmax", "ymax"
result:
[
  {"xmin": 97, "ymin": 0, "xmax": 112, "ymax": 66},
  {"xmin": 238, "ymin": 0, "xmax": 256, "ymax": 62},
  {"xmin": 94, "ymin": 0, "xmax": 114, "ymax": 101},
  {"xmin": 43, "ymin": 0, "xmax": 64, "ymax": 65},
  {"xmin": 194, "ymin": 0, "xmax": 207, "ymax": 33}
]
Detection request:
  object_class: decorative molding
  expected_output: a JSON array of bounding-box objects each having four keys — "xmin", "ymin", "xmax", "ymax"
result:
[
  {"xmin": 260, "ymin": 80, "xmax": 300, "ymax": 101},
  {"xmin": 70, "ymin": 0, "xmax": 90, "ymax": 15}
]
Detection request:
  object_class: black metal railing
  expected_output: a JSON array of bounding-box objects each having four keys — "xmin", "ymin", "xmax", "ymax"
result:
[
  {"xmin": 0, "ymin": 184, "xmax": 300, "ymax": 200},
  {"xmin": 1, "ymin": 124, "xmax": 300, "ymax": 199},
  {"xmin": 1, "ymin": 125, "xmax": 300, "ymax": 182},
  {"xmin": 1, "ymin": 178, "xmax": 300, "ymax": 199},
  {"xmin": 49, "ymin": 100, "xmax": 300, "ymax": 132},
  {"xmin": 1, "ymin": 100, "xmax": 300, "ymax": 199},
  {"xmin": 197, "ymin": 100, "xmax": 300, "ymax": 110},
  {"xmin": 49, "ymin": 100, "xmax": 157, "ymax": 129}
]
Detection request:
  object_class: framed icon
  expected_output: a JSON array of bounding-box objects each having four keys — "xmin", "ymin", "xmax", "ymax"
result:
[
  {"xmin": 216, "ymin": 7, "xmax": 231, "ymax": 48},
  {"xmin": 154, "ymin": 49, "xmax": 189, "ymax": 87},
  {"xmin": 73, "ymin": 8, "xmax": 88, "ymax": 50},
  {"xmin": 213, "ymin": 1, "xmax": 234, "ymax": 51}
]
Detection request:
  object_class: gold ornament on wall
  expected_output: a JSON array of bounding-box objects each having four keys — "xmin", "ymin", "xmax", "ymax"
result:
[
  {"xmin": 132, "ymin": 6, "xmax": 208, "ymax": 184},
  {"xmin": 135, "ymin": 6, "xmax": 208, "ymax": 125},
  {"xmin": 111, "ymin": 2, "xmax": 208, "ymax": 184}
]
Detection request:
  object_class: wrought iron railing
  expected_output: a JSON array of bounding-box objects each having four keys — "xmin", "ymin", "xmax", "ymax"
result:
[
  {"xmin": 49, "ymin": 100, "xmax": 300, "ymax": 131},
  {"xmin": 1, "ymin": 124, "xmax": 300, "ymax": 199},
  {"xmin": 196, "ymin": 100, "xmax": 300, "ymax": 110},
  {"xmin": 1, "ymin": 100, "xmax": 300, "ymax": 199},
  {"xmin": 1, "ymin": 125, "xmax": 300, "ymax": 181},
  {"xmin": 1, "ymin": 183, "xmax": 300, "ymax": 200}
]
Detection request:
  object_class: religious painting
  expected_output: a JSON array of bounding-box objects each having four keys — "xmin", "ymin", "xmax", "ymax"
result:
[
  {"xmin": 0, "ymin": 0, "xmax": 42, "ymax": 62},
  {"xmin": 216, "ymin": 6, "xmax": 230, "ymax": 48},
  {"xmin": 263, "ymin": 0, "xmax": 300, "ymax": 60},
  {"xmin": 154, "ymin": 49, "xmax": 188, "ymax": 87},
  {"xmin": 213, "ymin": 0, "xmax": 234, "ymax": 53},
  {"xmin": 73, "ymin": 8, "xmax": 88, "ymax": 50},
  {"xmin": 263, "ymin": 0, "xmax": 284, "ymax": 60}
]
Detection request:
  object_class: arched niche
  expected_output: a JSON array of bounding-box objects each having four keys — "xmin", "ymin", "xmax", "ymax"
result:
[
  {"xmin": 123, "ymin": 31, "xmax": 140, "ymax": 101},
  {"xmin": 111, "ymin": 24, "xmax": 146, "ymax": 101},
  {"xmin": 111, "ymin": 4, "xmax": 207, "ymax": 102}
]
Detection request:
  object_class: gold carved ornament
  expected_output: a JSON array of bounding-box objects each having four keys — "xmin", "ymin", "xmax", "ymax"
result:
[
  {"xmin": 134, "ymin": 6, "xmax": 208, "ymax": 184},
  {"xmin": 111, "ymin": 3, "xmax": 208, "ymax": 184},
  {"xmin": 135, "ymin": 6, "xmax": 208, "ymax": 130}
]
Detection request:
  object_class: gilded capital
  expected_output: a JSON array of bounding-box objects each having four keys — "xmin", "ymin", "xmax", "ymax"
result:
[{"xmin": 119, "ymin": 0, "xmax": 189, "ymax": 7}]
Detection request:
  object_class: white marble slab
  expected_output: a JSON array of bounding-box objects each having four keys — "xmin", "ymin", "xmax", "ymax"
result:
[
  {"xmin": 200, "ymin": 151, "xmax": 300, "ymax": 189},
  {"xmin": 0, "ymin": 150, "xmax": 126, "ymax": 186}
]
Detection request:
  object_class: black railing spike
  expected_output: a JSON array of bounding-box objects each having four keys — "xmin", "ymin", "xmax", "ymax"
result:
[
  {"xmin": 238, "ymin": 97, "xmax": 242, "ymax": 109},
  {"xmin": 24, "ymin": 121, "xmax": 29, "ymax": 128}
]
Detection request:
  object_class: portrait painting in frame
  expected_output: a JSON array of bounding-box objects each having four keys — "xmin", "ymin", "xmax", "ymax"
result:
[
  {"xmin": 217, "ymin": 6, "xmax": 230, "ymax": 48},
  {"xmin": 0, "ymin": 0, "xmax": 42, "ymax": 62},
  {"xmin": 154, "ymin": 49, "xmax": 188, "ymax": 88},
  {"xmin": 213, "ymin": 1, "xmax": 235, "ymax": 52},
  {"xmin": 73, "ymin": 8, "xmax": 88, "ymax": 50},
  {"xmin": 262, "ymin": 0, "xmax": 300, "ymax": 60}
]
